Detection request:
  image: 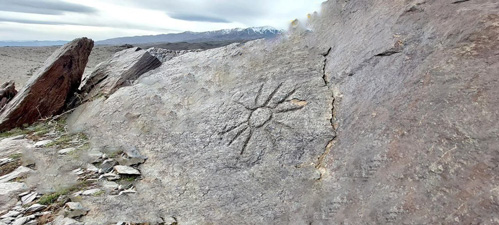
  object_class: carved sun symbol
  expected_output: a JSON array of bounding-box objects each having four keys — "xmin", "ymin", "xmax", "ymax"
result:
[{"xmin": 219, "ymin": 82, "xmax": 308, "ymax": 159}]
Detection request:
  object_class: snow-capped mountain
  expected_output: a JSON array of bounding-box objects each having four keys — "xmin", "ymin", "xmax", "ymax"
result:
[{"xmin": 97, "ymin": 27, "xmax": 283, "ymax": 46}]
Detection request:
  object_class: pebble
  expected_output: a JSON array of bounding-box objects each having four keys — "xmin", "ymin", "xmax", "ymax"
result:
[
  {"xmin": 65, "ymin": 202, "xmax": 89, "ymax": 218},
  {"xmin": 11, "ymin": 216, "xmax": 34, "ymax": 225},
  {"xmin": 118, "ymin": 188, "xmax": 136, "ymax": 196},
  {"xmin": 0, "ymin": 211, "xmax": 20, "ymax": 219},
  {"xmin": 86, "ymin": 164, "xmax": 99, "ymax": 173},
  {"xmin": 163, "ymin": 216, "xmax": 178, "ymax": 225},
  {"xmin": 26, "ymin": 204, "xmax": 46, "ymax": 213},
  {"xmin": 71, "ymin": 168, "xmax": 85, "ymax": 176},
  {"xmin": 101, "ymin": 181, "xmax": 119, "ymax": 190},
  {"xmin": 117, "ymin": 147, "xmax": 147, "ymax": 166},
  {"xmin": 100, "ymin": 159, "xmax": 117, "ymax": 173},
  {"xmin": 99, "ymin": 173, "xmax": 120, "ymax": 181},
  {"xmin": 114, "ymin": 165, "xmax": 140, "ymax": 175},
  {"xmin": 25, "ymin": 220, "xmax": 37, "ymax": 225},
  {"xmin": 58, "ymin": 147, "xmax": 76, "ymax": 155},
  {"xmin": 33, "ymin": 140, "xmax": 53, "ymax": 148},
  {"xmin": 0, "ymin": 166, "xmax": 32, "ymax": 183},
  {"xmin": 18, "ymin": 191, "xmax": 30, "ymax": 197},
  {"xmin": 52, "ymin": 215, "xmax": 83, "ymax": 225},
  {"xmin": 87, "ymin": 150, "xmax": 106, "ymax": 163},
  {"xmin": 81, "ymin": 188, "xmax": 102, "ymax": 196},
  {"xmin": 21, "ymin": 192, "xmax": 38, "ymax": 205},
  {"xmin": 0, "ymin": 158, "xmax": 13, "ymax": 166},
  {"xmin": 0, "ymin": 182, "xmax": 28, "ymax": 197}
]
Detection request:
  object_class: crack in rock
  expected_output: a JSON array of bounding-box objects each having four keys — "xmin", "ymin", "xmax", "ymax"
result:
[{"xmin": 315, "ymin": 46, "xmax": 338, "ymax": 180}]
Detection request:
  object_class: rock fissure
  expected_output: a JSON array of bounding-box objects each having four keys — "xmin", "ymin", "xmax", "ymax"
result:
[
  {"xmin": 321, "ymin": 47, "xmax": 332, "ymax": 86},
  {"xmin": 452, "ymin": 0, "xmax": 470, "ymax": 4},
  {"xmin": 315, "ymin": 46, "xmax": 337, "ymax": 180},
  {"xmin": 374, "ymin": 49, "xmax": 401, "ymax": 57}
]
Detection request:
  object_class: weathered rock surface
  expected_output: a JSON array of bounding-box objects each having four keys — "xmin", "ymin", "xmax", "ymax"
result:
[
  {"xmin": 0, "ymin": 81, "xmax": 17, "ymax": 110},
  {"xmin": 64, "ymin": 0, "xmax": 498, "ymax": 224},
  {"xmin": 65, "ymin": 202, "xmax": 89, "ymax": 218},
  {"xmin": 0, "ymin": 182, "xmax": 27, "ymax": 212},
  {"xmin": 78, "ymin": 47, "xmax": 161, "ymax": 102},
  {"xmin": 146, "ymin": 47, "xmax": 201, "ymax": 62},
  {"xmin": 0, "ymin": 38, "xmax": 93, "ymax": 131},
  {"xmin": 0, "ymin": 166, "xmax": 32, "ymax": 183},
  {"xmin": 51, "ymin": 215, "xmax": 82, "ymax": 225},
  {"xmin": 113, "ymin": 165, "xmax": 140, "ymax": 175}
]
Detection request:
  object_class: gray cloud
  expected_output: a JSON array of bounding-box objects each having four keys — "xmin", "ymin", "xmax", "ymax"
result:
[
  {"xmin": 0, "ymin": 17, "xmax": 180, "ymax": 33},
  {"xmin": 0, "ymin": 17, "xmax": 81, "ymax": 26},
  {"xmin": 105, "ymin": 0, "xmax": 268, "ymax": 24},
  {"xmin": 0, "ymin": 0, "xmax": 96, "ymax": 15},
  {"xmin": 167, "ymin": 13, "xmax": 231, "ymax": 23}
]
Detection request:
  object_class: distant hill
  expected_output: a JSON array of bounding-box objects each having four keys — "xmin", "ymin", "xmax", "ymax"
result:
[
  {"xmin": 138, "ymin": 40, "xmax": 253, "ymax": 51},
  {"xmin": 97, "ymin": 26, "xmax": 282, "ymax": 45},
  {"xmin": 0, "ymin": 27, "xmax": 282, "ymax": 47},
  {"xmin": 0, "ymin": 40, "xmax": 67, "ymax": 47}
]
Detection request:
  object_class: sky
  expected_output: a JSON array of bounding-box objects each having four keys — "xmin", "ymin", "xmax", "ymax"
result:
[{"xmin": 0, "ymin": 0, "xmax": 323, "ymax": 41}]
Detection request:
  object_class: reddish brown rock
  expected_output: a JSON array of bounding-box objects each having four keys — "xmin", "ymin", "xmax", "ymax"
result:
[
  {"xmin": 0, "ymin": 81, "xmax": 17, "ymax": 110},
  {"xmin": 0, "ymin": 38, "xmax": 93, "ymax": 131}
]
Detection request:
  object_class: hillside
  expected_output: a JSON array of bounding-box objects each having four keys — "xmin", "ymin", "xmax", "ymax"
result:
[{"xmin": 96, "ymin": 26, "xmax": 282, "ymax": 45}]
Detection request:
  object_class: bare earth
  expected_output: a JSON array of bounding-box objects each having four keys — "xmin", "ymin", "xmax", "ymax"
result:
[{"xmin": 0, "ymin": 45, "xmax": 128, "ymax": 89}]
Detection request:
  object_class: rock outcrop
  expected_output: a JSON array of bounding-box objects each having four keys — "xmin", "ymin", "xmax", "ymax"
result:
[
  {"xmin": 79, "ymin": 47, "xmax": 161, "ymax": 102},
  {"xmin": 0, "ymin": 38, "xmax": 93, "ymax": 131},
  {"xmin": 41, "ymin": 0, "xmax": 499, "ymax": 224},
  {"xmin": 0, "ymin": 81, "xmax": 17, "ymax": 110},
  {"xmin": 146, "ymin": 47, "xmax": 201, "ymax": 62}
]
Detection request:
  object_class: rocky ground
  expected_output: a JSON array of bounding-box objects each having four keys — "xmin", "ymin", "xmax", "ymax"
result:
[
  {"xmin": 0, "ymin": 0, "xmax": 498, "ymax": 224},
  {"xmin": 0, "ymin": 45, "xmax": 130, "ymax": 90},
  {"xmin": 0, "ymin": 116, "xmax": 155, "ymax": 225}
]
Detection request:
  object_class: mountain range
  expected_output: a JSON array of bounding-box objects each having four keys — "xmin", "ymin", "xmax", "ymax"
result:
[
  {"xmin": 0, "ymin": 27, "xmax": 282, "ymax": 47},
  {"xmin": 96, "ymin": 26, "xmax": 282, "ymax": 45}
]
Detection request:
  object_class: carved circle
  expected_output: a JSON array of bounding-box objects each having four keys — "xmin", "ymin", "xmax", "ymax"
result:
[{"xmin": 249, "ymin": 107, "xmax": 272, "ymax": 128}]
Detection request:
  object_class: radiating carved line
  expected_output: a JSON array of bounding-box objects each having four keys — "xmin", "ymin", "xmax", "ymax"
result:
[
  {"xmin": 234, "ymin": 101, "xmax": 253, "ymax": 110},
  {"xmin": 273, "ymin": 120, "xmax": 293, "ymax": 130},
  {"xmin": 273, "ymin": 88, "xmax": 297, "ymax": 106},
  {"xmin": 254, "ymin": 83, "xmax": 265, "ymax": 106},
  {"xmin": 219, "ymin": 120, "xmax": 246, "ymax": 135},
  {"xmin": 228, "ymin": 125, "xmax": 248, "ymax": 146},
  {"xmin": 274, "ymin": 105, "xmax": 305, "ymax": 113},
  {"xmin": 264, "ymin": 127, "xmax": 277, "ymax": 149},
  {"xmin": 240, "ymin": 129, "xmax": 253, "ymax": 155},
  {"xmin": 263, "ymin": 83, "xmax": 283, "ymax": 107}
]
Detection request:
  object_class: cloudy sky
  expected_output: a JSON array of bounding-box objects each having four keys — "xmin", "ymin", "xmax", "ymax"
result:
[{"xmin": 0, "ymin": 0, "xmax": 323, "ymax": 41}]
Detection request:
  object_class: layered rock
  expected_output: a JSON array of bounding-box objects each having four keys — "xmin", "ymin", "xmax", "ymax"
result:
[
  {"xmin": 146, "ymin": 47, "xmax": 201, "ymax": 62},
  {"xmin": 0, "ymin": 81, "xmax": 17, "ymax": 110},
  {"xmin": 0, "ymin": 38, "xmax": 93, "ymax": 131},
  {"xmin": 64, "ymin": 0, "xmax": 498, "ymax": 224},
  {"xmin": 79, "ymin": 47, "xmax": 161, "ymax": 102}
]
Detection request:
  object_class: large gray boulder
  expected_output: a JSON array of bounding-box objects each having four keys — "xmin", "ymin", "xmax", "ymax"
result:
[
  {"xmin": 64, "ymin": 0, "xmax": 498, "ymax": 224},
  {"xmin": 0, "ymin": 38, "xmax": 93, "ymax": 131},
  {"xmin": 79, "ymin": 47, "xmax": 161, "ymax": 102}
]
